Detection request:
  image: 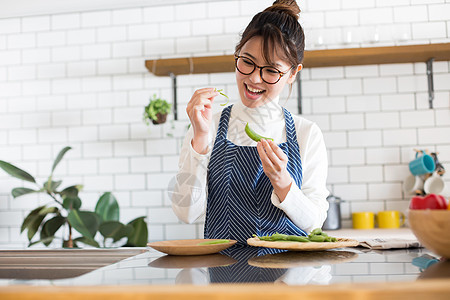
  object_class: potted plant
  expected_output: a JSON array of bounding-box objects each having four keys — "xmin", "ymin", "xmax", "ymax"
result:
[
  {"xmin": 0, "ymin": 147, "xmax": 148, "ymax": 248},
  {"xmin": 143, "ymin": 94, "xmax": 172, "ymax": 125}
]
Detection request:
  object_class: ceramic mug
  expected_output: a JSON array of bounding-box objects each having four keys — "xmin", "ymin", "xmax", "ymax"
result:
[
  {"xmin": 424, "ymin": 175, "xmax": 445, "ymax": 195},
  {"xmin": 377, "ymin": 210, "xmax": 405, "ymax": 229},
  {"xmin": 409, "ymin": 151, "xmax": 435, "ymax": 176},
  {"xmin": 352, "ymin": 212, "xmax": 375, "ymax": 229},
  {"xmin": 403, "ymin": 175, "xmax": 424, "ymax": 195}
]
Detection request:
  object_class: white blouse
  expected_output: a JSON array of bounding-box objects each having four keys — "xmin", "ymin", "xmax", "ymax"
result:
[{"xmin": 171, "ymin": 97, "xmax": 329, "ymax": 234}]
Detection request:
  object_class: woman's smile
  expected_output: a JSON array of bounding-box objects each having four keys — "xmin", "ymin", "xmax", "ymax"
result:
[{"xmin": 244, "ymin": 83, "xmax": 266, "ymax": 100}]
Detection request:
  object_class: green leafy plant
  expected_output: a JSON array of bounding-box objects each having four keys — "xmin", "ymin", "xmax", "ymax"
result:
[
  {"xmin": 143, "ymin": 94, "xmax": 172, "ymax": 125},
  {"xmin": 0, "ymin": 147, "xmax": 148, "ymax": 248}
]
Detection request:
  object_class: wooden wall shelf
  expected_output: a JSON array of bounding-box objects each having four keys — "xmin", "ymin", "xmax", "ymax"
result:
[
  {"xmin": 145, "ymin": 43, "xmax": 450, "ymax": 76},
  {"xmin": 145, "ymin": 43, "xmax": 449, "ymax": 115}
]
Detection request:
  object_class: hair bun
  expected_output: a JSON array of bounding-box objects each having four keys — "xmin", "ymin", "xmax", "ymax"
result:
[{"xmin": 270, "ymin": 0, "xmax": 301, "ymax": 19}]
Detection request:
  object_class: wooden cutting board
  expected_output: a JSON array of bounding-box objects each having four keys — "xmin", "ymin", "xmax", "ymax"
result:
[
  {"xmin": 247, "ymin": 237, "xmax": 359, "ymax": 251},
  {"xmin": 147, "ymin": 239, "xmax": 237, "ymax": 256}
]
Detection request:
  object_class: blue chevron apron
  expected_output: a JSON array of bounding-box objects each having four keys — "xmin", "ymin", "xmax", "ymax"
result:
[{"xmin": 204, "ymin": 105, "xmax": 306, "ymax": 244}]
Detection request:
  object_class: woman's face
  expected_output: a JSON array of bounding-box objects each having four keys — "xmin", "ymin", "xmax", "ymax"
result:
[{"xmin": 236, "ymin": 36, "xmax": 299, "ymax": 108}]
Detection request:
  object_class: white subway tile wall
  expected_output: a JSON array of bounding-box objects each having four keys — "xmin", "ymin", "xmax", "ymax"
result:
[{"xmin": 0, "ymin": 0, "xmax": 449, "ymax": 247}]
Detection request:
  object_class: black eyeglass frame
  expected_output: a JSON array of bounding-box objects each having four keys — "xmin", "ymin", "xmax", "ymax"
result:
[{"xmin": 234, "ymin": 55, "xmax": 292, "ymax": 84}]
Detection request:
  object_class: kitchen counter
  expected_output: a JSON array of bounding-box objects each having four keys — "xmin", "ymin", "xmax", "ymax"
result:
[
  {"xmin": 330, "ymin": 228, "xmax": 417, "ymax": 241},
  {"xmin": 1, "ymin": 228, "xmax": 449, "ymax": 300},
  {"xmin": 0, "ymin": 248, "xmax": 146, "ymax": 280}
]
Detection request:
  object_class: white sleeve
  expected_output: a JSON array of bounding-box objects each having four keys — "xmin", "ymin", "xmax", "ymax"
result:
[
  {"xmin": 271, "ymin": 122, "xmax": 329, "ymax": 234},
  {"xmin": 171, "ymin": 126, "xmax": 212, "ymax": 224}
]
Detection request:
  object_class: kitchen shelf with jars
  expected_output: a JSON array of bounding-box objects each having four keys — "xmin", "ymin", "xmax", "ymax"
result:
[{"xmin": 145, "ymin": 43, "xmax": 450, "ymax": 117}]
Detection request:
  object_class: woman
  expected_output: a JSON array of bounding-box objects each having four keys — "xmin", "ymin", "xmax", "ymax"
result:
[{"xmin": 172, "ymin": 0, "xmax": 329, "ymax": 243}]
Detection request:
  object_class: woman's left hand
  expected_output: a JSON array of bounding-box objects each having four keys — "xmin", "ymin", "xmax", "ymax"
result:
[{"xmin": 257, "ymin": 139, "xmax": 292, "ymax": 201}]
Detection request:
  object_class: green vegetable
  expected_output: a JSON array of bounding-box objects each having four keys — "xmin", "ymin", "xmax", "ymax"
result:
[
  {"xmin": 253, "ymin": 228, "xmax": 338, "ymax": 243},
  {"xmin": 245, "ymin": 123, "xmax": 274, "ymax": 142},
  {"xmin": 253, "ymin": 232, "xmax": 309, "ymax": 243},
  {"xmin": 308, "ymin": 235, "xmax": 326, "ymax": 242},
  {"xmin": 286, "ymin": 235, "xmax": 310, "ymax": 242},
  {"xmin": 198, "ymin": 239, "xmax": 230, "ymax": 245},
  {"xmin": 270, "ymin": 233, "xmax": 288, "ymax": 241},
  {"xmin": 215, "ymin": 89, "xmax": 229, "ymax": 106},
  {"xmin": 310, "ymin": 228, "xmax": 323, "ymax": 236},
  {"xmin": 324, "ymin": 236, "xmax": 337, "ymax": 242},
  {"xmin": 253, "ymin": 234, "xmax": 272, "ymax": 241}
]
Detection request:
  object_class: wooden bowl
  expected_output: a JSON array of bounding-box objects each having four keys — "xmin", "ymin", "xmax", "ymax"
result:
[
  {"xmin": 408, "ymin": 210, "xmax": 450, "ymax": 258},
  {"xmin": 147, "ymin": 239, "xmax": 237, "ymax": 256}
]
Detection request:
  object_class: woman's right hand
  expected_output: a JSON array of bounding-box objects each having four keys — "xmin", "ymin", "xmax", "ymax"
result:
[{"xmin": 186, "ymin": 88, "xmax": 219, "ymax": 154}]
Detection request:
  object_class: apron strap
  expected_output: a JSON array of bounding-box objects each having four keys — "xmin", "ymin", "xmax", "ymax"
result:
[
  {"xmin": 283, "ymin": 108, "xmax": 298, "ymax": 144},
  {"xmin": 216, "ymin": 105, "xmax": 233, "ymax": 141}
]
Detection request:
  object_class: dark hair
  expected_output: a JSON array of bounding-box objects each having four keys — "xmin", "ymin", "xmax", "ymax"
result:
[{"xmin": 235, "ymin": 0, "xmax": 305, "ymax": 70}]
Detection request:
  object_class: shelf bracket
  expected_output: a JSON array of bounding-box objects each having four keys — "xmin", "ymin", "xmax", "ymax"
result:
[
  {"xmin": 426, "ymin": 58, "xmax": 434, "ymax": 109},
  {"xmin": 296, "ymin": 73, "xmax": 302, "ymax": 114},
  {"xmin": 169, "ymin": 72, "xmax": 178, "ymax": 121}
]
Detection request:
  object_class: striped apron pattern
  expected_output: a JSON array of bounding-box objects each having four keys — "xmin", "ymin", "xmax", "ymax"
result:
[{"xmin": 204, "ymin": 105, "xmax": 306, "ymax": 244}]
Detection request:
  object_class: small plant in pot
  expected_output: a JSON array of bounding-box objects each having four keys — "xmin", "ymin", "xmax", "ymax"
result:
[
  {"xmin": 0, "ymin": 147, "xmax": 148, "ymax": 248},
  {"xmin": 144, "ymin": 94, "xmax": 172, "ymax": 125}
]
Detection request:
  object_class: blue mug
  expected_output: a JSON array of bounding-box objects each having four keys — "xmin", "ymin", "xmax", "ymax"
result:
[
  {"xmin": 409, "ymin": 151, "xmax": 435, "ymax": 176},
  {"xmin": 412, "ymin": 255, "xmax": 439, "ymax": 271}
]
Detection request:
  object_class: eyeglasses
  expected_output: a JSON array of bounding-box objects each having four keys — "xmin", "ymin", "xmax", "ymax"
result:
[{"xmin": 234, "ymin": 55, "xmax": 291, "ymax": 84}]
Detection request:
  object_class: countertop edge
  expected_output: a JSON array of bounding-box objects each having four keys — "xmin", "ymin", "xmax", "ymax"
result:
[{"xmin": 1, "ymin": 279, "xmax": 450, "ymax": 300}]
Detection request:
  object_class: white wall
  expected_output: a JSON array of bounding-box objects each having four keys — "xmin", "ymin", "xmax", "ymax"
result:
[
  {"xmin": 0, "ymin": 0, "xmax": 449, "ymax": 247},
  {"xmin": 0, "ymin": 0, "xmax": 213, "ymax": 18}
]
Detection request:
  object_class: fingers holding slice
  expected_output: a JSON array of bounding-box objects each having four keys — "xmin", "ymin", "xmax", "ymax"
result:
[
  {"xmin": 187, "ymin": 88, "xmax": 219, "ymax": 109},
  {"xmin": 267, "ymin": 140, "xmax": 288, "ymax": 162},
  {"xmin": 260, "ymin": 139, "xmax": 278, "ymax": 160},
  {"xmin": 192, "ymin": 87, "xmax": 219, "ymax": 101},
  {"xmin": 257, "ymin": 141, "xmax": 274, "ymax": 169}
]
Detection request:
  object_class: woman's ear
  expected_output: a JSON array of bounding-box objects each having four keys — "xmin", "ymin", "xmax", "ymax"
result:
[{"xmin": 287, "ymin": 64, "xmax": 303, "ymax": 84}]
